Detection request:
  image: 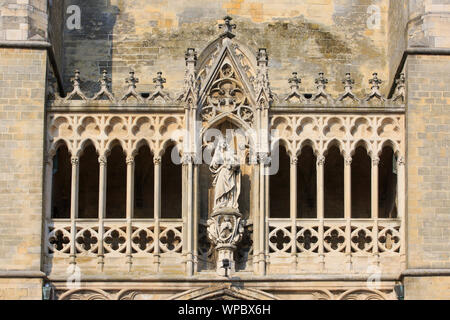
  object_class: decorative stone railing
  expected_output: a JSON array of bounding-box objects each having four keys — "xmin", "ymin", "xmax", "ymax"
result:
[
  {"xmin": 267, "ymin": 218, "xmax": 403, "ymax": 274},
  {"xmin": 46, "ymin": 217, "xmax": 402, "ymax": 275},
  {"xmin": 45, "ymin": 218, "xmax": 184, "ymax": 273}
]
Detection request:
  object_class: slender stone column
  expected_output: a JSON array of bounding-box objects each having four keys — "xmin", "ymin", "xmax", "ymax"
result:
[
  {"xmin": 317, "ymin": 155, "xmax": 325, "ymax": 271},
  {"xmin": 265, "ymin": 163, "xmax": 269, "ymax": 268},
  {"xmin": 397, "ymin": 156, "xmax": 406, "ymax": 269},
  {"xmin": 186, "ymin": 155, "xmax": 194, "ymax": 276},
  {"xmin": 125, "ymin": 155, "xmax": 135, "ymax": 272},
  {"xmin": 193, "ymin": 163, "xmax": 199, "ymax": 272},
  {"xmin": 44, "ymin": 154, "xmax": 54, "ymax": 220},
  {"xmin": 97, "ymin": 155, "xmax": 107, "ymax": 271},
  {"xmin": 184, "ymin": 106, "xmax": 190, "ymax": 152},
  {"xmin": 43, "ymin": 154, "xmax": 53, "ymax": 267},
  {"xmin": 252, "ymin": 158, "xmax": 260, "ymax": 273},
  {"xmin": 70, "ymin": 156, "xmax": 79, "ymax": 266},
  {"xmin": 344, "ymin": 155, "xmax": 352, "ymax": 271},
  {"xmin": 259, "ymin": 157, "xmax": 266, "ymax": 275},
  {"xmin": 371, "ymin": 156, "xmax": 380, "ymax": 266},
  {"xmin": 290, "ymin": 156, "xmax": 298, "ymax": 260},
  {"xmin": 153, "ymin": 156, "xmax": 161, "ymax": 272},
  {"xmin": 256, "ymin": 107, "xmax": 261, "ymax": 154}
]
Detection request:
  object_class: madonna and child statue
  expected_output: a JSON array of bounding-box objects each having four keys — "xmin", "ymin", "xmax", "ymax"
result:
[{"xmin": 206, "ymin": 139, "xmax": 245, "ymax": 276}]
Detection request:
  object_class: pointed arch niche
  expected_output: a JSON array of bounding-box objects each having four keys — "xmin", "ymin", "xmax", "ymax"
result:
[
  {"xmin": 195, "ymin": 34, "xmax": 260, "ymax": 272},
  {"xmin": 198, "ymin": 119, "xmax": 254, "ymax": 272}
]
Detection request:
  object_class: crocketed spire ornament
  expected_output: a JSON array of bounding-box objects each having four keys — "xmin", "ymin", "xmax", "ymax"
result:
[
  {"xmin": 285, "ymin": 72, "xmax": 307, "ymax": 103},
  {"xmin": 149, "ymin": 71, "xmax": 172, "ymax": 102},
  {"xmin": 121, "ymin": 70, "xmax": 143, "ymax": 102},
  {"xmin": 177, "ymin": 48, "xmax": 199, "ymax": 102},
  {"xmin": 338, "ymin": 72, "xmax": 359, "ymax": 102},
  {"xmin": 219, "ymin": 16, "xmax": 236, "ymax": 38},
  {"xmin": 92, "ymin": 70, "xmax": 115, "ymax": 101},
  {"xmin": 65, "ymin": 70, "xmax": 88, "ymax": 101},
  {"xmin": 312, "ymin": 72, "xmax": 332, "ymax": 103},
  {"xmin": 364, "ymin": 72, "xmax": 385, "ymax": 102}
]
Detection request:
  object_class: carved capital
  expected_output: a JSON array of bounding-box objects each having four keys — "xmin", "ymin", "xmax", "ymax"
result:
[
  {"xmin": 126, "ymin": 156, "xmax": 135, "ymax": 165},
  {"xmin": 397, "ymin": 156, "xmax": 405, "ymax": 167},
  {"xmin": 317, "ymin": 155, "xmax": 325, "ymax": 166},
  {"xmin": 180, "ymin": 154, "xmax": 190, "ymax": 165},
  {"xmin": 345, "ymin": 156, "xmax": 352, "ymax": 166},
  {"xmin": 291, "ymin": 156, "xmax": 298, "ymax": 165},
  {"xmin": 98, "ymin": 155, "xmax": 107, "ymax": 166},
  {"xmin": 259, "ymin": 153, "xmax": 271, "ymax": 166},
  {"xmin": 71, "ymin": 156, "xmax": 79, "ymax": 166},
  {"xmin": 372, "ymin": 156, "xmax": 380, "ymax": 166},
  {"xmin": 153, "ymin": 156, "xmax": 162, "ymax": 165}
]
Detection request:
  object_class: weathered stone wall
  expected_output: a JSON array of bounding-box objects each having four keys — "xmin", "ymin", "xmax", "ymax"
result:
[
  {"xmin": 406, "ymin": 54, "xmax": 450, "ymax": 269},
  {"xmin": 0, "ymin": 47, "xmax": 47, "ymax": 299},
  {"xmin": 404, "ymin": 276, "xmax": 450, "ymax": 300},
  {"xmin": 0, "ymin": 0, "xmax": 48, "ymax": 41},
  {"xmin": 408, "ymin": 0, "xmax": 450, "ymax": 48},
  {"xmin": 0, "ymin": 278, "xmax": 42, "ymax": 300},
  {"xmin": 404, "ymin": 0, "xmax": 450, "ymax": 300},
  {"xmin": 62, "ymin": 0, "xmax": 390, "ymax": 97}
]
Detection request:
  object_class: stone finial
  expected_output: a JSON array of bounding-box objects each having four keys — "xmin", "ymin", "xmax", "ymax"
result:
[
  {"xmin": 392, "ymin": 73, "xmax": 406, "ymax": 103},
  {"xmin": 255, "ymin": 48, "xmax": 272, "ymax": 101},
  {"xmin": 185, "ymin": 48, "xmax": 197, "ymax": 66},
  {"xmin": 71, "ymin": 70, "xmax": 82, "ymax": 87},
  {"xmin": 64, "ymin": 70, "xmax": 88, "ymax": 101},
  {"xmin": 153, "ymin": 71, "xmax": 166, "ymax": 89},
  {"xmin": 288, "ymin": 72, "xmax": 301, "ymax": 89},
  {"xmin": 121, "ymin": 70, "xmax": 144, "ymax": 102},
  {"xmin": 149, "ymin": 71, "xmax": 171, "ymax": 102},
  {"xmin": 178, "ymin": 48, "xmax": 199, "ymax": 102},
  {"xmin": 312, "ymin": 72, "xmax": 332, "ymax": 103},
  {"xmin": 256, "ymin": 48, "xmax": 268, "ymax": 66},
  {"xmin": 369, "ymin": 72, "xmax": 382, "ymax": 90},
  {"xmin": 285, "ymin": 72, "xmax": 307, "ymax": 103},
  {"xmin": 92, "ymin": 70, "xmax": 115, "ymax": 101},
  {"xmin": 219, "ymin": 16, "xmax": 236, "ymax": 36},
  {"xmin": 126, "ymin": 70, "xmax": 139, "ymax": 88},
  {"xmin": 342, "ymin": 73, "xmax": 354, "ymax": 90},
  {"xmin": 338, "ymin": 73, "xmax": 359, "ymax": 103},
  {"xmin": 315, "ymin": 72, "xmax": 328, "ymax": 90},
  {"xmin": 364, "ymin": 72, "xmax": 385, "ymax": 102}
]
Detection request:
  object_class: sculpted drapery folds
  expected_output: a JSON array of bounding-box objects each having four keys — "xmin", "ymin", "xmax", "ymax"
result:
[{"xmin": 209, "ymin": 140, "xmax": 241, "ymax": 212}]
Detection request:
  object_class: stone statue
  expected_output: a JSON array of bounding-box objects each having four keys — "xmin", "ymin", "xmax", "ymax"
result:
[
  {"xmin": 207, "ymin": 139, "xmax": 245, "ymax": 276},
  {"xmin": 209, "ymin": 140, "xmax": 241, "ymax": 212}
]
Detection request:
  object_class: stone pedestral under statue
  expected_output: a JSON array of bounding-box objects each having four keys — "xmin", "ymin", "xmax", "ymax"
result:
[
  {"xmin": 207, "ymin": 140, "xmax": 245, "ymax": 276},
  {"xmin": 207, "ymin": 208, "xmax": 245, "ymax": 276}
]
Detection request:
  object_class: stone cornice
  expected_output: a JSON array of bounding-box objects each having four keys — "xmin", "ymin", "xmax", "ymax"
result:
[
  {"xmin": 401, "ymin": 269, "xmax": 450, "ymax": 278},
  {"xmin": 47, "ymin": 273, "xmax": 402, "ymax": 283},
  {"xmin": 0, "ymin": 271, "xmax": 47, "ymax": 279}
]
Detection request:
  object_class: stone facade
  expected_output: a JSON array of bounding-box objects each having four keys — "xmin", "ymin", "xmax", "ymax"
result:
[
  {"xmin": 0, "ymin": 46, "xmax": 47, "ymax": 299},
  {"xmin": 0, "ymin": 0, "xmax": 449, "ymax": 300}
]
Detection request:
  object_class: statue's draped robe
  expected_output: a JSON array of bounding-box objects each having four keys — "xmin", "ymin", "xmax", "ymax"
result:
[{"xmin": 210, "ymin": 147, "xmax": 241, "ymax": 211}]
